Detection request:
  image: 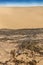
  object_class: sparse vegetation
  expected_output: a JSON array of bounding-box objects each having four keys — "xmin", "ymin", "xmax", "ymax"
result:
[{"xmin": 0, "ymin": 28, "xmax": 43, "ymax": 65}]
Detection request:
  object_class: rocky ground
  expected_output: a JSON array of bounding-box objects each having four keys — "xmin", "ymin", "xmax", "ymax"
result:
[{"xmin": 0, "ymin": 28, "xmax": 43, "ymax": 65}]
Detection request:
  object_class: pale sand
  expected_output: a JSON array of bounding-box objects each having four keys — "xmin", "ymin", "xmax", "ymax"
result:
[
  {"xmin": 0, "ymin": 7, "xmax": 43, "ymax": 65},
  {"xmin": 0, "ymin": 7, "xmax": 43, "ymax": 29}
]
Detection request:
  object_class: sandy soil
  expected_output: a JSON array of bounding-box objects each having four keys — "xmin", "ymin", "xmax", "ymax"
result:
[
  {"xmin": 0, "ymin": 7, "xmax": 43, "ymax": 65},
  {"xmin": 0, "ymin": 41, "xmax": 43, "ymax": 65},
  {"xmin": 0, "ymin": 7, "xmax": 43, "ymax": 29}
]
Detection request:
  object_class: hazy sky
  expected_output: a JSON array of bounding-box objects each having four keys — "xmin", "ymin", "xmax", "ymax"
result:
[
  {"xmin": 0, "ymin": 0, "xmax": 43, "ymax": 7},
  {"xmin": 0, "ymin": 7, "xmax": 43, "ymax": 29}
]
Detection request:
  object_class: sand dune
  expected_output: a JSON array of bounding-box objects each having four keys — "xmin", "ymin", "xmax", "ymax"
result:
[{"xmin": 0, "ymin": 7, "xmax": 43, "ymax": 29}]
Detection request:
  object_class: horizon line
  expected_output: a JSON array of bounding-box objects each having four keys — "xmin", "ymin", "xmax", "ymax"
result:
[
  {"xmin": 0, "ymin": 28, "xmax": 43, "ymax": 30},
  {"xmin": 0, "ymin": 3, "xmax": 43, "ymax": 7}
]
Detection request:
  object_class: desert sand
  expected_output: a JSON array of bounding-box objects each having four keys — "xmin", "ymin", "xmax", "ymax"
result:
[
  {"xmin": 0, "ymin": 7, "xmax": 43, "ymax": 65},
  {"xmin": 0, "ymin": 29, "xmax": 43, "ymax": 65},
  {"xmin": 0, "ymin": 7, "xmax": 43, "ymax": 29}
]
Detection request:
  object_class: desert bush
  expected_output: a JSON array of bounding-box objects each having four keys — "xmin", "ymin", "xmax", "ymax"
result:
[{"xmin": 29, "ymin": 60, "xmax": 37, "ymax": 65}]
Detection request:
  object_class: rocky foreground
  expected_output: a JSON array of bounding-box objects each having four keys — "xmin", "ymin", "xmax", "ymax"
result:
[{"xmin": 0, "ymin": 28, "xmax": 43, "ymax": 65}]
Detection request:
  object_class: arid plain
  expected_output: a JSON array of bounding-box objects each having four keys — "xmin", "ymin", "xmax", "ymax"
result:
[
  {"xmin": 0, "ymin": 7, "xmax": 43, "ymax": 29},
  {"xmin": 0, "ymin": 7, "xmax": 43, "ymax": 65}
]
